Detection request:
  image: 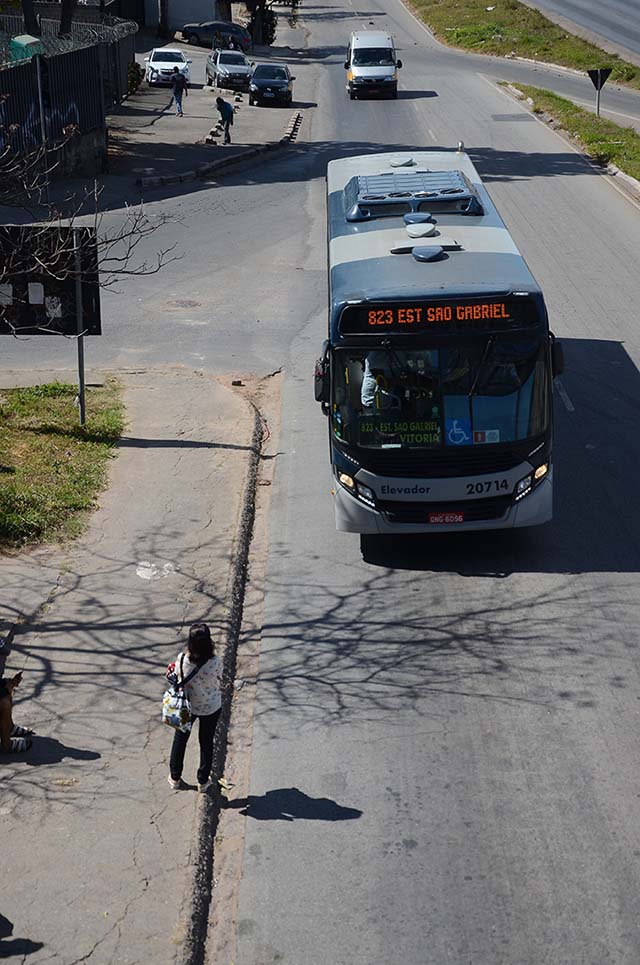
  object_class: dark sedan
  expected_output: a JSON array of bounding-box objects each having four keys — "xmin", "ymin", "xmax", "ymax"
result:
[
  {"xmin": 180, "ymin": 20, "xmax": 252, "ymax": 52},
  {"xmin": 248, "ymin": 63, "xmax": 295, "ymax": 106}
]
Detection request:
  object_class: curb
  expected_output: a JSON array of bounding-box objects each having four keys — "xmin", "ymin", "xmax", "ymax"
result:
[
  {"xmin": 177, "ymin": 402, "xmax": 263, "ymax": 965},
  {"xmin": 137, "ymin": 111, "xmax": 303, "ymax": 190}
]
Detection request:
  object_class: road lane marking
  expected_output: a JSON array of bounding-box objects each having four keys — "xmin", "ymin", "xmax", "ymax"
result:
[
  {"xmin": 428, "ymin": 128, "xmax": 437, "ymax": 141},
  {"xmin": 555, "ymin": 378, "xmax": 575, "ymax": 412},
  {"xmin": 478, "ymin": 73, "xmax": 640, "ymax": 214},
  {"xmin": 570, "ymin": 98, "xmax": 640, "ymax": 124}
]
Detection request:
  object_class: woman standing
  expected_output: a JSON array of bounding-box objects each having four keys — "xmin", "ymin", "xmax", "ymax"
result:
[{"xmin": 167, "ymin": 624, "xmax": 222, "ymax": 792}]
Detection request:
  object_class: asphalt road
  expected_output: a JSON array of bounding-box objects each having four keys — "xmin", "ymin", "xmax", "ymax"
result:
[
  {"xmin": 3, "ymin": 1, "xmax": 640, "ymax": 962},
  {"xmin": 527, "ymin": 0, "xmax": 640, "ymax": 57}
]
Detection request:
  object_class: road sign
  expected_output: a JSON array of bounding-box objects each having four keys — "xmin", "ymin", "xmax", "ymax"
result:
[
  {"xmin": 587, "ymin": 68, "xmax": 612, "ymax": 91},
  {"xmin": 0, "ymin": 225, "xmax": 101, "ymax": 336}
]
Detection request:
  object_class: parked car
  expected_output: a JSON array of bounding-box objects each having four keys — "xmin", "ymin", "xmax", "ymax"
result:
[
  {"xmin": 206, "ymin": 49, "xmax": 252, "ymax": 91},
  {"xmin": 249, "ymin": 63, "xmax": 295, "ymax": 106},
  {"xmin": 144, "ymin": 48, "xmax": 191, "ymax": 85},
  {"xmin": 180, "ymin": 20, "xmax": 252, "ymax": 52}
]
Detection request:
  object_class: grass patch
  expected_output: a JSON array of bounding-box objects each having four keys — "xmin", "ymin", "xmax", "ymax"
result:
[
  {"xmin": 507, "ymin": 83, "xmax": 640, "ymax": 180},
  {"xmin": 0, "ymin": 379, "xmax": 125, "ymax": 547},
  {"xmin": 409, "ymin": 0, "xmax": 640, "ymax": 89}
]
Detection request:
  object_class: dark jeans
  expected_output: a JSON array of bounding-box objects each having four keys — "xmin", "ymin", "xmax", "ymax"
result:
[
  {"xmin": 222, "ymin": 118, "xmax": 231, "ymax": 143},
  {"xmin": 170, "ymin": 709, "xmax": 220, "ymax": 785}
]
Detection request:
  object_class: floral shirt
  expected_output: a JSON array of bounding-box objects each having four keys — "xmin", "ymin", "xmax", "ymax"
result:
[{"xmin": 173, "ymin": 652, "xmax": 222, "ymax": 716}]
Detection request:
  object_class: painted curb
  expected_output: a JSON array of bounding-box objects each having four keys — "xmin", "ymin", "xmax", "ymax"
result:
[
  {"xmin": 137, "ymin": 112, "xmax": 303, "ymax": 189},
  {"xmin": 177, "ymin": 403, "xmax": 263, "ymax": 965}
]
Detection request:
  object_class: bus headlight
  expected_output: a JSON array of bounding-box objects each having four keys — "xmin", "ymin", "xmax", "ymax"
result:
[
  {"xmin": 337, "ymin": 473, "xmax": 376, "ymax": 507},
  {"xmin": 515, "ymin": 474, "xmax": 533, "ymax": 501},
  {"xmin": 338, "ymin": 472, "xmax": 356, "ymax": 491},
  {"xmin": 356, "ymin": 483, "xmax": 376, "ymax": 506},
  {"xmin": 515, "ymin": 463, "xmax": 549, "ymax": 501}
]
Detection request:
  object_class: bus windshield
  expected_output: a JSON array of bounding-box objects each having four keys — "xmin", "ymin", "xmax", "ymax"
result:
[{"xmin": 331, "ymin": 335, "xmax": 549, "ymax": 449}]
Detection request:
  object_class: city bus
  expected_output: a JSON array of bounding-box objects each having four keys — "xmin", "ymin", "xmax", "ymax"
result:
[{"xmin": 314, "ymin": 151, "xmax": 564, "ymax": 533}]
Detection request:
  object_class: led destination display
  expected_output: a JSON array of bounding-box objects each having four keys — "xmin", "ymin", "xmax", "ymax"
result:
[{"xmin": 339, "ymin": 297, "xmax": 540, "ymax": 334}]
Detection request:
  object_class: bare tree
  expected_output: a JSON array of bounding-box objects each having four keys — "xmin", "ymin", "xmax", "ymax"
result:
[{"xmin": 0, "ymin": 143, "xmax": 180, "ymax": 338}]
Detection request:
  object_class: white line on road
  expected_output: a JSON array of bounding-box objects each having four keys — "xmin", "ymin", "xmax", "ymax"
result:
[
  {"xmin": 428, "ymin": 128, "xmax": 437, "ymax": 142},
  {"xmin": 555, "ymin": 378, "xmax": 575, "ymax": 412},
  {"xmin": 570, "ymin": 98, "xmax": 640, "ymax": 124},
  {"xmin": 477, "ymin": 73, "xmax": 640, "ymax": 214}
]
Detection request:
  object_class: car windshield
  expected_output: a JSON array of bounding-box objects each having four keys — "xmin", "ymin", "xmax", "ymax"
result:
[
  {"xmin": 220, "ymin": 52, "xmax": 246, "ymax": 64},
  {"xmin": 331, "ymin": 336, "xmax": 549, "ymax": 449},
  {"xmin": 352, "ymin": 47, "xmax": 395, "ymax": 66},
  {"xmin": 253, "ymin": 66, "xmax": 287, "ymax": 79},
  {"xmin": 152, "ymin": 51, "xmax": 184, "ymax": 63}
]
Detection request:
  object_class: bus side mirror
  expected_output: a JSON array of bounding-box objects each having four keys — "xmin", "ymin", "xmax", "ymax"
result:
[
  {"xmin": 314, "ymin": 342, "xmax": 330, "ymax": 407},
  {"xmin": 396, "ymin": 59, "xmax": 403, "ymax": 68},
  {"xmin": 551, "ymin": 337, "xmax": 564, "ymax": 376}
]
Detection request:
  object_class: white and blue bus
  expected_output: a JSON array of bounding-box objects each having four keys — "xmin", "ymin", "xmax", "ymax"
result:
[{"xmin": 314, "ymin": 151, "xmax": 564, "ymax": 533}]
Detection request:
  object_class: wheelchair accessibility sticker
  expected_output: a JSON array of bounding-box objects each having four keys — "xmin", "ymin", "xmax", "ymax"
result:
[{"xmin": 446, "ymin": 418, "xmax": 472, "ymax": 446}]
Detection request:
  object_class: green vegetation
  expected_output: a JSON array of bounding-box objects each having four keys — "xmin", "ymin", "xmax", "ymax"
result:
[
  {"xmin": 409, "ymin": 0, "xmax": 640, "ymax": 89},
  {"xmin": 0, "ymin": 380, "xmax": 125, "ymax": 547},
  {"xmin": 508, "ymin": 83, "xmax": 640, "ymax": 180}
]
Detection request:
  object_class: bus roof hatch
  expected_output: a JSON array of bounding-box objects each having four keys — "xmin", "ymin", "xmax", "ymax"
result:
[{"xmin": 344, "ymin": 169, "xmax": 484, "ymax": 222}]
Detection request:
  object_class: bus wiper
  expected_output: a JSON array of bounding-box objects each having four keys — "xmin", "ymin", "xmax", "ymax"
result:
[{"xmin": 468, "ymin": 335, "xmax": 495, "ymax": 398}]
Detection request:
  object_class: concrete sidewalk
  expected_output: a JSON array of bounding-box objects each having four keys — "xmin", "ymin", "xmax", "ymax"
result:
[
  {"xmin": 107, "ymin": 33, "xmax": 308, "ymax": 188},
  {"xmin": 0, "ymin": 367, "xmax": 257, "ymax": 963}
]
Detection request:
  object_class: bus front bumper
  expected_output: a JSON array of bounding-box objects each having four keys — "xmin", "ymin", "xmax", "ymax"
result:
[{"xmin": 334, "ymin": 474, "xmax": 553, "ymax": 534}]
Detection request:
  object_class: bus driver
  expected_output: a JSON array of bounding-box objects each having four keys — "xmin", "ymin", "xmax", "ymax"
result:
[{"xmin": 360, "ymin": 352, "xmax": 402, "ymax": 410}]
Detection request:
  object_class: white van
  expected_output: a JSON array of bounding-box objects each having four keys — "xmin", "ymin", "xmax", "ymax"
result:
[{"xmin": 344, "ymin": 31, "xmax": 402, "ymax": 99}]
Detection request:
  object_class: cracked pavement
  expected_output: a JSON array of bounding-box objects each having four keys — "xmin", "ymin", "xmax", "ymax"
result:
[{"xmin": 0, "ymin": 366, "xmax": 255, "ymax": 963}]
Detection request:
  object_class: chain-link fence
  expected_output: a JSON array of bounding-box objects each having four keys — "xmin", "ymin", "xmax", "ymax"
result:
[{"xmin": 0, "ymin": 13, "xmax": 137, "ymax": 65}]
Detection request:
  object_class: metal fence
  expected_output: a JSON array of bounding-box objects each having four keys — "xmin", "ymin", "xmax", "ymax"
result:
[
  {"xmin": 0, "ymin": 13, "xmax": 137, "ymax": 64},
  {"xmin": 0, "ymin": 15, "xmax": 137, "ymax": 155}
]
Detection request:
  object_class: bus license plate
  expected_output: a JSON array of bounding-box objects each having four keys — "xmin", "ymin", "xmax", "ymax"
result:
[{"xmin": 429, "ymin": 511, "xmax": 464, "ymax": 524}]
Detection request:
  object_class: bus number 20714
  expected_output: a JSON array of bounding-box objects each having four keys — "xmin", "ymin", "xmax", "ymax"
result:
[{"xmin": 466, "ymin": 479, "xmax": 510, "ymax": 495}]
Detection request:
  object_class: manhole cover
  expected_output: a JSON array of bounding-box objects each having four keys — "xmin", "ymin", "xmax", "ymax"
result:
[
  {"xmin": 491, "ymin": 113, "xmax": 535, "ymax": 121},
  {"xmin": 168, "ymin": 299, "xmax": 201, "ymax": 308}
]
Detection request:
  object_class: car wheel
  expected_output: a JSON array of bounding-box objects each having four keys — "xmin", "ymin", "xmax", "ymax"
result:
[
  {"xmin": 187, "ymin": 33, "xmax": 199, "ymax": 45},
  {"xmin": 249, "ymin": 96, "xmax": 254, "ymax": 106},
  {"xmin": 206, "ymin": 73, "xmax": 212, "ymax": 87},
  {"xmin": 349, "ymin": 89, "xmax": 355, "ymax": 100}
]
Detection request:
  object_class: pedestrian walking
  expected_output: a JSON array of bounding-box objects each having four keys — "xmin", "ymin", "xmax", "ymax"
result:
[
  {"xmin": 216, "ymin": 96, "xmax": 234, "ymax": 144},
  {"xmin": 169, "ymin": 66, "xmax": 188, "ymax": 116},
  {"xmin": 167, "ymin": 624, "xmax": 222, "ymax": 792}
]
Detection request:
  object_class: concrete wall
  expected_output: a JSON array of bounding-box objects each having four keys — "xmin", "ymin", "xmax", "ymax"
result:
[
  {"xmin": 144, "ymin": 0, "xmax": 219, "ymax": 31},
  {"xmin": 144, "ymin": 0, "xmax": 231, "ymax": 31}
]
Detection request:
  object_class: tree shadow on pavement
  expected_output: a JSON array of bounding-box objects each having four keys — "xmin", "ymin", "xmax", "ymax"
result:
[
  {"xmin": 0, "ymin": 913, "xmax": 44, "ymax": 959},
  {"xmin": 224, "ymin": 787, "xmax": 363, "ymax": 821}
]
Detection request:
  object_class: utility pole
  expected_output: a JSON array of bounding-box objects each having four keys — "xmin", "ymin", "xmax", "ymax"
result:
[{"xmin": 74, "ymin": 228, "xmax": 86, "ymax": 426}]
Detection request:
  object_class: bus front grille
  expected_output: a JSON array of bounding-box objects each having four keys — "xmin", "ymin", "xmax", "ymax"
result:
[
  {"xmin": 378, "ymin": 495, "xmax": 513, "ymax": 523},
  {"xmin": 353, "ymin": 448, "xmax": 526, "ymax": 478}
]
